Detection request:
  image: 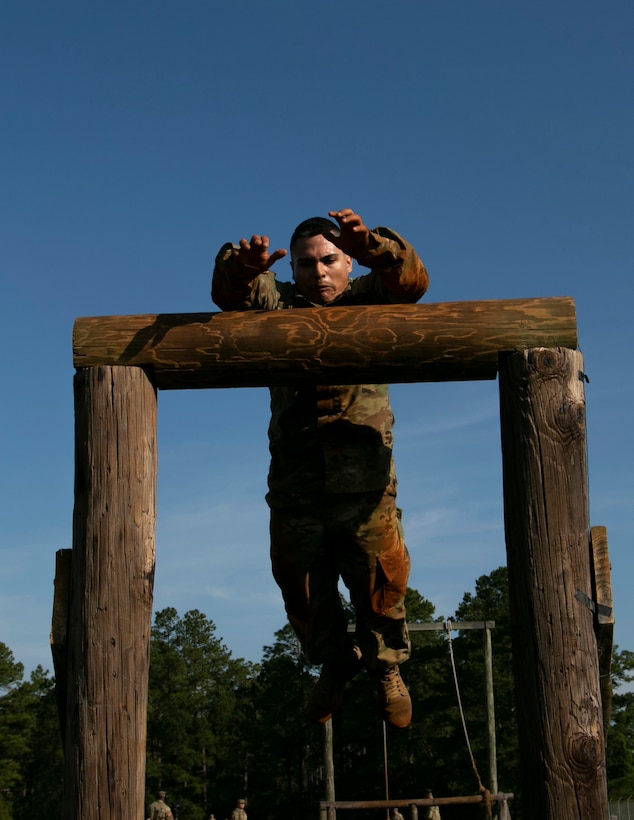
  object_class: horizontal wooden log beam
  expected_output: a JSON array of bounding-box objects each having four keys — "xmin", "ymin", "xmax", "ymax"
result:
[
  {"xmin": 73, "ymin": 297, "xmax": 577, "ymax": 390},
  {"xmin": 321, "ymin": 794, "xmax": 515, "ymax": 808}
]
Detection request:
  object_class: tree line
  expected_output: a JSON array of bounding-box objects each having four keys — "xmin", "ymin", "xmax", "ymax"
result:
[{"xmin": 0, "ymin": 567, "xmax": 632, "ymax": 820}]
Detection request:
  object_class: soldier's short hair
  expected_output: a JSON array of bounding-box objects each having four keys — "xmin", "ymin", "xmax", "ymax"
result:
[{"xmin": 290, "ymin": 217, "xmax": 339, "ymax": 255}]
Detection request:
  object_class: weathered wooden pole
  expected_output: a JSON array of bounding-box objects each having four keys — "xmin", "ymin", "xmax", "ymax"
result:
[
  {"xmin": 591, "ymin": 525, "xmax": 614, "ymax": 735},
  {"xmin": 51, "ymin": 548, "xmax": 73, "ymax": 747},
  {"xmin": 498, "ymin": 348, "xmax": 608, "ymax": 818},
  {"xmin": 321, "ymin": 720, "xmax": 335, "ymax": 820},
  {"xmin": 483, "ymin": 624, "xmax": 498, "ymax": 795},
  {"xmin": 63, "ymin": 365, "xmax": 157, "ymax": 820},
  {"xmin": 72, "ymin": 297, "xmax": 577, "ymax": 388}
]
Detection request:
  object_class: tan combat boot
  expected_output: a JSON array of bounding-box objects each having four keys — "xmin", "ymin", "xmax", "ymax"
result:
[
  {"xmin": 377, "ymin": 665, "xmax": 412, "ymax": 728},
  {"xmin": 305, "ymin": 647, "xmax": 363, "ymax": 723}
]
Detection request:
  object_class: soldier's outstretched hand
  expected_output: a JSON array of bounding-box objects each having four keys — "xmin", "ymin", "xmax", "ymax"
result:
[
  {"xmin": 326, "ymin": 209, "xmax": 371, "ymax": 258},
  {"xmin": 232, "ymin": 234, "xmax": 287, "ymax": 277}
]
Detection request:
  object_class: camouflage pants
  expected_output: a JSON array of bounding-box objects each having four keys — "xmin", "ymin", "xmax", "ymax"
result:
[{"xmin": 268, "ymin": 487, "xmax": 411, "ymax": 674}]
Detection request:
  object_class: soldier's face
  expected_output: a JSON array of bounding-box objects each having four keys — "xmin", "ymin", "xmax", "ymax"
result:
[{"xmin": 291, "ymin": 234, "xmax": 353, "ymax": 305}]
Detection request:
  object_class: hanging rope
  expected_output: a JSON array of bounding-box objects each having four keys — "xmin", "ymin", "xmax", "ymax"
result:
[{"xmin": 445, "ymin": 620, "xmax": 493, "ymax": 820}]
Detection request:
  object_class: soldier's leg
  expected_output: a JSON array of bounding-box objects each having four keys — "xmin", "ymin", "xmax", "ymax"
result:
[
  {"xmin": 269, "ymin": 502, "xmax": 351, "ymax": 665},
  {"xmin": 333, "ymin": 487, "xmax": 413, "ymax": 728},
  {"xmin": 334, "ymin": 487, "xmax": 411, "ymax": 675},
  {"xmin": 269, "ymin": 500, "xmax": 362, "ymax": 723}
]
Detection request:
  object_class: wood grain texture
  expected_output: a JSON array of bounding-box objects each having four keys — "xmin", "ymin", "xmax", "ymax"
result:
[
  {"xmin": 51, "ymin": 548, "xmax": 72, "ymax": 745},
  {"xmin": 63, "ymin": 366, "xmax": 157, "ymax": 820},
  {"xmin": 499, "ymin": 348, "xmax": 608, "ymax": 818},
  {"xmin": 73, "ymin": 297, "xmax": 577, "ymax": 389},
  {"xmin": 591, "ymin": 526, "xmax": 614, "ymax": 736}
]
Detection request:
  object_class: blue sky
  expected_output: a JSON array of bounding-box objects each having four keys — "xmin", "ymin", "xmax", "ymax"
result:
[{"xmin": 1, "ymin": 1, "xmax": 633, "ymax": 679}]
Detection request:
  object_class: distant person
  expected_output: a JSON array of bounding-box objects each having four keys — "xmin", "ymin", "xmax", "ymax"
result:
[
  {"xmin": 391, "ymin": 808, "xmax": 405, "ymax": 820},
  {"xmin": 424, "ymin": 789, "xmax": 441, "ymax": 820},
  {"xmin": 212, "ymin": 208, "xmax": 429, "ymax": 728},
  {"xmin": 231, "ymin": 798, "xmax": 247, "ymax": 820},
  {"xmin": 149, "ymin": 791, "xmax": 173, "ymax": 820}
]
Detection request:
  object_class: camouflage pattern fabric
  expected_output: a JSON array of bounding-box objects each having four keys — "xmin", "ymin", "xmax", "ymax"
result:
[
  {"xmin": 266, "ymin": 382, "xmax": 395, "ymax": 497},
  {"xmin": 269, "ymin": 483, "xmax": 411, "ymax": 673},
  {"xmin": 211, "ymin": 225, "xmax": 428, "ymax": 672},
  {"xmin": 149, "ymin": 799, "xmax": 173, "ymax": 820}
]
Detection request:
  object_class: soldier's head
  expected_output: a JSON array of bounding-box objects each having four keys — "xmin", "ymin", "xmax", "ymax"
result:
[
  {"xmin": 158, "ymin": 791, "xmax": 167, "ymax": 799},
  {"xmin": 290, "ymin": 217, "xmax": 352, "ymax": 305}
]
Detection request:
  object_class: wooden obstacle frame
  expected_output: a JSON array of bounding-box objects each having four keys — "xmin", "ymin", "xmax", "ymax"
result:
[{"xmin": 53, "ymin": 296, "xmax": 614, "ymax": 819}]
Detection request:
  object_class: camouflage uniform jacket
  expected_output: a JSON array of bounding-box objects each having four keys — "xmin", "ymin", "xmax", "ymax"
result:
[
  {"xmin": 149, "ymin": 799, "xmax": 173, "ymax": 820},
  {"xmin": 212, "ymin": 227, "xmax": 428, "ymax": 502}
]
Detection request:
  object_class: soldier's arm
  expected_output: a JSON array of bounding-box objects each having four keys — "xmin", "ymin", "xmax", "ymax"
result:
[
  {"xmin": 350, "ymin": 226, "xmax": 429, "ymax": 304},
  {"xmin": 211, "ymin": 238, "xmax": 285, "ymax": 311}
]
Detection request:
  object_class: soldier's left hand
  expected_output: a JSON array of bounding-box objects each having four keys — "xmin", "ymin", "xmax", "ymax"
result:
[{"xmin": 326, "ymin": 209, "xmax": 370, "ymax": 258}]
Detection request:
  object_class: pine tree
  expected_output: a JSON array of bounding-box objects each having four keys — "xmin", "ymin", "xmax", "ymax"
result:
[
  {"xmin": 0, "ymin": 645, "xmax": 63, "ymax": 820},
  {"xmin": 247, "ymin": 624, "xmax": 324, "ymax": 820},
  {"xmin": 606, "ymin": 647, "xmax": 634, "ymax": 797},
  {"xmin": 146, "ymin": 608, "xmax": 255, "ymax": 818}
]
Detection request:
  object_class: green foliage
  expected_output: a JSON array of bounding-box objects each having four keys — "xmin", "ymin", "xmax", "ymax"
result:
[
  {"xmin": 247, "ymin": 625, "xmax": 324, "ymax": 818},
  {"xmin": 607, "ymin": 647, "xmax": 634, "ymax": 797},
  {"xmin": 10, "ymin": 667, "xmax": 64, "ymax": 820},
  {"xmin": 1, "ymin": 571, "xmax": 633, "ymax": 818},
  {"xmin": 0, "ymin": 647, "xmax": 62, "ymax": 820},
  {"xmin": 329, "ymin": 577, "xmax": 516, "ymax": 820},
  {"xmin": 146, "ymin": 607, "xmax": 256, "ymax": 818},
  {"xmin": 450, "ymin": 567, "xmax": 519, "ymax": 802},
  {"xmin": 0, "ymin": 643, "xmax": 24, "ymax": 692},
  {"xmin": 333, "ymin": 589, "xmax": 447, "ymax": 807}
]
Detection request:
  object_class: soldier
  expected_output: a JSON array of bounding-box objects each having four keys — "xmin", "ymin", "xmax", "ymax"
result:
[
  {"xmin": 424, "ymin": 790, "xmax": 441, "ymax": 820},
  {"xmin": 212, "ymin": 209, "xmax": 429, "ymax": 728},
  {"xmin": 231, "ymin": 798, "xmax": 247, "ymax": 820},
  {"xmin": 149, "ymin": 791, "xmax": 173, "ymax": 820}
]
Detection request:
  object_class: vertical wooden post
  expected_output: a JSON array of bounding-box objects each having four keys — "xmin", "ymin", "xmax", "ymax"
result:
[
  {"xmin": 321, "ymin": 720, "xmax": 335, "ymax": 820},
  {"xmin": 483, "ymin": 624, "xmax": 498, "ymax": 795},
  {"xmin": 63, "ymin": 366, "xmax": 157, "ymax": 820},
  {"xmin": 591, "ymin": 526, "xmax": 614, "ymax": 735},
  {"xmin": 51, "ymin": 548, "xmax": 73, "ymax": 744},
  {"xmin": 499, "ymin": 348, "xmax": 608, "ymax": 818}
]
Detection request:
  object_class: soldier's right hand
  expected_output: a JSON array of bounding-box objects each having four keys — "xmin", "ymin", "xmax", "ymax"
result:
[{"xmin": 232, "ymin": 235, "xmax": 287, "ymax": 277}]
